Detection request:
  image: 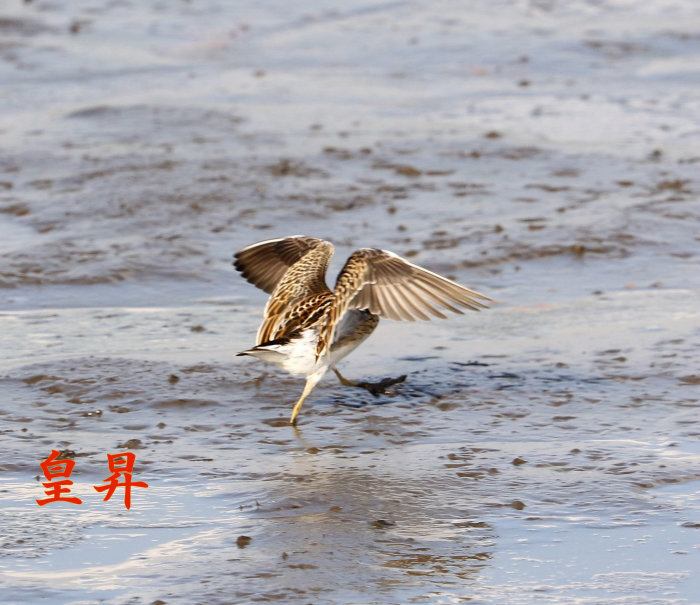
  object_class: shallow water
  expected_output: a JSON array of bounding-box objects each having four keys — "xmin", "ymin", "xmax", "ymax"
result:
[{"xmin": 1, "ymin": 1, "xmax": 699, "ymax": 604}]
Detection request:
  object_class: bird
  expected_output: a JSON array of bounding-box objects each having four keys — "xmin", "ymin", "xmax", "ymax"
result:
[{"xmin": 233, "ymin": 236, "xmax": 490, "ymax": 425}]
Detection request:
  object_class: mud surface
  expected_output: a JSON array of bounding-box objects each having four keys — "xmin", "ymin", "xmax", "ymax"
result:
[{"xmin": 1, "ymin": 1, "xmax": 699, "ymax": 604}]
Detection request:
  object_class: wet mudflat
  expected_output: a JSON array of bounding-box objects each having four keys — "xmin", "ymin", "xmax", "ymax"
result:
[{"xmin": 1, "ymin": 1, "xmax": 699, "ymax": 604}]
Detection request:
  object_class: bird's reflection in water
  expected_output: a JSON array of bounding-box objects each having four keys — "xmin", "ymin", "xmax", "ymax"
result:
[{"xmin": 245, "ymin": 441, "xmax": 496, "ymax": 600}]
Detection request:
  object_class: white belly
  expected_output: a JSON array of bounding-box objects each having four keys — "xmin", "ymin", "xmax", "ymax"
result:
[
  {"xmin": 243, "ymin": 329, "xmax": 324, "ymax": 376},
  {"xmin": 279, "ymin": 329, "xmax": 320, "ymax": 375}
]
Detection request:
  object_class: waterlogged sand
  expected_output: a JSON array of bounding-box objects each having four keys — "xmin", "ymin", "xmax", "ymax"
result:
[{"xmin": 1, "ymin": 1, "xmax": 700, "ymax": 604}]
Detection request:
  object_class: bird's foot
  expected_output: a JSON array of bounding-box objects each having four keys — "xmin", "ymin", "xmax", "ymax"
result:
[
  {"xmin": 332, "ymin": 367, "xmax": 359, "ymax": 387},
  {"xmin": 353, "ymin": 374, "xmax": 407, "ymax": 396},
  {"xmin": 333, "ymin": 367, "xmax": 406, "ymax": 395}
]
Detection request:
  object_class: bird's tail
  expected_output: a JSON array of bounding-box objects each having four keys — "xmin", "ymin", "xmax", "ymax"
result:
[{"xmin": 237, "ymin": 336, "xmax": 291, "ymax": 362}]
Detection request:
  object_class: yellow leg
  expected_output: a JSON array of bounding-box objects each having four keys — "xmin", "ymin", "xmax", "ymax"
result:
[
  {"xmin": 332, "ymin": 367, "xmax": 358, "ymax": 387},
  {"xmin": 289, "ymin": 395, "xmax": 306, "ymax": 425},
  {"xmin": 289, "ymin": 373, "xmax": 322, "ymax": 425}
]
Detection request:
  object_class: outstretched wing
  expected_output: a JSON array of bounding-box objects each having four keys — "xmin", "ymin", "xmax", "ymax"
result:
[
  {"xmin": 235, "ymin": 236, "xmax": 335, "ymax": 345},
  {"xmin": 233, "ymin": 235, "xmax": 328, "ymax": 294},
  {"xmin": 333, "ymin": 248, "xmax": 490, "ymax": 322}
]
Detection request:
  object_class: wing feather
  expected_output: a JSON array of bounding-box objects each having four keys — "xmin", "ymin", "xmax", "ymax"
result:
[
  {"xmin": 379, "ymin": 285, "xmax": 410, "ymax": 321},
  {"xmin": 393, "ymin": 284, "xmax": 428, "ymax": 321},
  {"xmin": 403, "ymin": 282, "xmax": 448, "ymax": 319},
  {"xmin": 256, "ymin": 240, "xmax": 334, "ymax": 345},
  {"xmin": 410, "ymin": 280, "xmax": 459, "ymax": 316},
  {"xmin": 233, "ymin": 235, "xmax": 327, "ymax": 294},
  {"xmin": 333, "ymin": 248, "xmax": 490, "ymax": 323},
  {"xmin": 234, "ymin": 236, "xmax": 335, "ymax": 345}
]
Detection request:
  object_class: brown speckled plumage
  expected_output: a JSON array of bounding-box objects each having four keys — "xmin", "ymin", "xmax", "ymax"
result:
[{"xmin": 234, "ymin": 235, "xmax": 490, "ymax": 424}]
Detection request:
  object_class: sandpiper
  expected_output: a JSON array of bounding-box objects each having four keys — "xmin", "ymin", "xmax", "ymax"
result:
[{"xmin": 234, "ymin": 236, "xmax": 490, "ymax": 424}]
